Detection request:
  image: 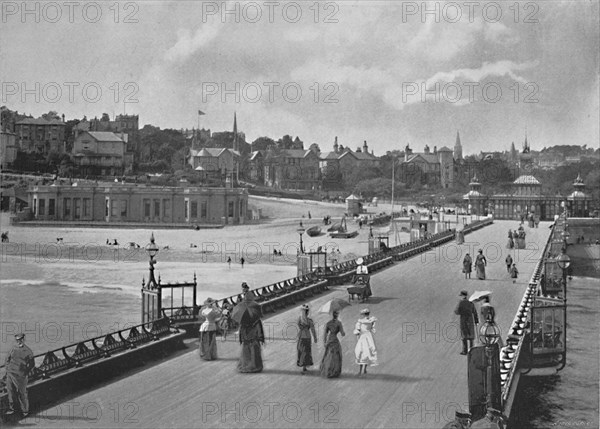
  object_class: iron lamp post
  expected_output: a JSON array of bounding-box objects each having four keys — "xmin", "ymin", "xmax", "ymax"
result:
[
  {"xmin": 478, "ymin": 321, "xmax": 502, "ymax": 413},
  {"xmin": 145, "ymin": 232, "xmax": 159, "ymax": 286},
  {"xmin": 297, "ymin": 225, "xmax": 305, "ymax": 254}
]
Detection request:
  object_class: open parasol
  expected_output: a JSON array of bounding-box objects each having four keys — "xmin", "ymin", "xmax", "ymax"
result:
[
  {"xmin": 469, "ymin": 290, "xmax": 493, "ymax": 302},
  {"xmin": 318, "ymin": 298, "xmax": 351, "ymax": 314},
  {"xmin": 231, "ymin": 300, "xmax": 262, "ymax": 325}
]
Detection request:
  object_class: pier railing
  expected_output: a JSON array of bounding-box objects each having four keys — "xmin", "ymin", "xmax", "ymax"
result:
[
  {"xmin": 499, "ymin": 218, "xmax": 558, "ymax": 407},
  {"xmin": 187, "ymin": 225, "xmax": 481, "ymax": 321},
  {"xmin": 0, "ymin": 317, "xmax": 176, "ymax": 394}
]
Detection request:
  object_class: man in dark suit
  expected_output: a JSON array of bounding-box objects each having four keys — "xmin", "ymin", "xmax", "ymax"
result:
[{"xmin": 455, "ymin": 291, "xmax": 479, "ymax": 355}]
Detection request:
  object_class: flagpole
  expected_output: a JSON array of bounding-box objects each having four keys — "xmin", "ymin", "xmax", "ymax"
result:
[{"xmin": 391, "ymin": 155, "xmax": 395, "ymax": 245}]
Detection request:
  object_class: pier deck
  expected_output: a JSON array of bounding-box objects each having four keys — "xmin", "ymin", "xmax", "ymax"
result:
[{"xmin": 30, "ymin": 221, "xmax": 551, "ymax": 428}]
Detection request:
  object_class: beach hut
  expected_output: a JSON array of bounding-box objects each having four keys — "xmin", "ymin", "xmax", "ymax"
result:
[{"xmin": 346, "ymin": 194, "xmax": 363, "ymax": 216}]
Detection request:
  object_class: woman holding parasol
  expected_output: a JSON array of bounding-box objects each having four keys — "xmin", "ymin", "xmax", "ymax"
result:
[
  {"xmin": 233, "ymin": 293, "xmax": 265, "ymax": 373},
  {"xmin": 318, "ymin": 298, "xmax": 350, "ymax": 378}
]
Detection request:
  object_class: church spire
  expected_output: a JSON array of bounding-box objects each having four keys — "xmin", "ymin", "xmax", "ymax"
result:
[
  {"xmin": 233, "ymin": 112, "xmax": 238, "ymax": 151},
  {"xmin": 454, "ymin": 130, "xmax": 463, "ymax": 161}
]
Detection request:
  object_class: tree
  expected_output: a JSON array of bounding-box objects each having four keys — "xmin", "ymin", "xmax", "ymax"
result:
[
  {"xmin": 252, "ymin": 136, "xmax": 275, "ymax": 151},
  {"xmin": 101, "ymin": 113, "xmax": 110, "ymax": 121},
  {"xmin": 41, "ymin": 111, "xmax": 61, "ymax": 121}
]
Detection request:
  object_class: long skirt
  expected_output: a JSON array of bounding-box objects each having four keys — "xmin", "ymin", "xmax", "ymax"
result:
[
  {"xmin": 238, "ymin": 340, "xmax": 263, "ymax": 373},
  {"xmin": 355, "ymin": 332, "xmax": 378, "ymax": 366},
  {"xmin": 320, "ymin": 340, "xmax": 342, "ymax": 378},
  {"xmin": 476, "ymin": 264, "xmax": 486, "ymax": 280},
  {"xmin": 297, "ymin": 338, "xmax": 314, "ymax": 367},
  {"xmin": 507, "ymin": 239, "xmax": 514, "ymax": 249},
  {"xmin": 199, "ymin": 330, "xmax": 218, "ymax": 360}
]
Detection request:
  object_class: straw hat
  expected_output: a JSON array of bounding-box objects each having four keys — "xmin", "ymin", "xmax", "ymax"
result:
[
  {"xmin": 360, "ymin": 308, "xmax": 370, "ymax": 315},
  {"xmin": 356, "ymin": 257, "xmax": 364, "ymax": 265},
  {"xmin": 204, "ymin": 297, "xmax": 215, "ymax": 305}
]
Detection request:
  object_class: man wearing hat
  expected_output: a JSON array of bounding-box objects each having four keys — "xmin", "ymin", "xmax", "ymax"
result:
[
  {"xmin": 241, "ymin": 282, "xmax": 255, "ymax": 301},
  {"xmin": 3, "ymin": 333, "xmax": 34, "ymax": 416},
  {"xmin": 454, "ymin": 291, "xmax": 479, "ymax": 355}
]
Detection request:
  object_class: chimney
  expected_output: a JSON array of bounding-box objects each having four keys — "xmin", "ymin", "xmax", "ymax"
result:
[
  {"xmin": 363, "ymin": 140, "xmax": 368, "ymax": 153},
  {"xmin": 434, "ymin": 146, "xmax": 437, "ymax": 154},
  {"xmin": 62, "ymin": 114, "xmax": 65, "ymax": 122}
]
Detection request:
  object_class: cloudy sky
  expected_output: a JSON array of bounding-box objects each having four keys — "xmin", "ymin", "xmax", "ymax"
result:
[{"xmin": 1, "ymin": 1, "xmax": 598, "ymax": 155}]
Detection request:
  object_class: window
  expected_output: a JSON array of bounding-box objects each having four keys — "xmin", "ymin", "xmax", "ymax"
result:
[
  {"xmin": 74, "ymin": 198, "xmax": 81, "ymax": 219},
  {"xmin": 228, "ymin": 201, "xmax": 234, "ymax": 218},
  {"xmin": 64, "ymin": 198, "xmax": 71, "ymax": 217},
  {"xmin": 154, "ymin": 200, "xmax": 160, "ymax": 217},
  {"xmin": 120, "ymin": 200, "xmax": 127, "ymax": 217},
  {"xmin": 111, "ymin": 200, "xmax": 119, "ymax": 217},
  {"xmin": 191, "ymin": 201, "xmax": 198, "ymax": 218},
  {"xmin": 184, "ymin": 199, "xmax": 189, "ymax": 219},
  {"xmin": 83, "ymin": 198, "xmax": 91, "ymax": 217},
  {"xmin": 144, "ymin": 199, "xmax": 151, "ymax": 217},
  {"xmin": 163, "ymin": 199, "xmax": 170, "ymax": 218},
  {"xmin": 48, "ymin": 199, "xmax": 55, "ymax": 216},
  {"xmin": 105, "ymin": 199, "xmax": 110, "ymax": 216},
  {"xmin": 201, "ymin": 201, "xmax": 207, "ymax": 218},
  {"xmin": 239, "ymin": 200, "xmax": 244, "ymax": 217},
  {"xmin": 33, "ymin": 198, "xmax": 37, "ymax": 215},
  {"xmin": 38, "ymin": 199, "xmax": 45, "ymax": 216}
]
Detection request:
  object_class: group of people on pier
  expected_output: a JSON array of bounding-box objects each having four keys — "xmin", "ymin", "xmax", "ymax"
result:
[
  {"xmin": 196, "ymin": 282, "xmax": 378, "ymax": 378},
  {"xmin": 295, "ymin": 305, "xmax": 378, "ymax": 378},
  {"xmin": 461, "ymin": 249, "xmax": 488, "ymax": 280}
]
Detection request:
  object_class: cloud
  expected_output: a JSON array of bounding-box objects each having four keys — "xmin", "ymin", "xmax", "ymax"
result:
[
  {"xmin": 424, "ymin": 60, "xmax": 539, "ymax": 89},
  {"xmin": 484, "ymin": 22, "xmax": 520, "ymax": 45},
  {"xmin": 164, "ymin": 22, "xmax": 221, "ymax": 63}
]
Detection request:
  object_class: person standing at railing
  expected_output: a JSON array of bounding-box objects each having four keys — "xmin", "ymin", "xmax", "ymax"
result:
[
  {"xmin": 3, "ymin": 333, "xmax": 34, "ymax": 417},
  {"xmin": 199, "ymin": 298, "xmax": 222, "ymax": 361}
]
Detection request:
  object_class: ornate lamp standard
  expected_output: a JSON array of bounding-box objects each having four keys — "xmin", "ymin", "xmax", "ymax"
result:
[
  {"xmin": 556, "ymin": 251, "xmax": 571, "ymax": 369},
  {"xmin": 145, "ymin": 232, "xmax": 159, "ymax": 286},
  {"xmin": 478, "ymin": 320, "xmax": 502, "ymax": 414},
  {"xmin": 297, "ymin": 224, "xmax": 305, "ymax": 254}
]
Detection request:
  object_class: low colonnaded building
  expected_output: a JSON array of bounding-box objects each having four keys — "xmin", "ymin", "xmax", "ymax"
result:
[{"xmin": 27, "ymin": 182, "xmax": 248, "ymax": 225}]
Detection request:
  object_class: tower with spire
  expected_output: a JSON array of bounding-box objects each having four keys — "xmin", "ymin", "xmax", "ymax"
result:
[
  {"xmin": 233, "ymin": 112, "xmax": 238, "ymax": 152},
  {"xmin": 454, "ymin": 131, "xmax": 463, "ymax": 161}
]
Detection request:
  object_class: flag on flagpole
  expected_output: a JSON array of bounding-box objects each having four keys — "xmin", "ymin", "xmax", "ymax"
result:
[{"xmin": 198, "ymin": 110, "xmax": 205, "ymax": 116}]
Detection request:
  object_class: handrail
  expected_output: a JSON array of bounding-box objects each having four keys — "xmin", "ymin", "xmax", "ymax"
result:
[
  {"xmin": 0, "ymin": 317, "xmax": 174, "ymax": 393},
  {"xmin": 500, "ymin": 218, "xmax": 557, "ymax": 403}
]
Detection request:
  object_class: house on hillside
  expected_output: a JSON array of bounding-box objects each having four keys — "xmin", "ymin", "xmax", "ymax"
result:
[{"xmin": 72, "ymin": 131, "xmax": 127, "ymax": 177}]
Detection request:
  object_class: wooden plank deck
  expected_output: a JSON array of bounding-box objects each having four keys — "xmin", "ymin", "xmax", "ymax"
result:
[{"xmin": 27, "ymin": 221, "xmax": 551, "ymax": 428}]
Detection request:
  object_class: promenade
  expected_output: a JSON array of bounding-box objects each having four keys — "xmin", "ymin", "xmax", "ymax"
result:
[{"xmin": 27, "ymin": 220, "xmax": 551, "ymax": 428}]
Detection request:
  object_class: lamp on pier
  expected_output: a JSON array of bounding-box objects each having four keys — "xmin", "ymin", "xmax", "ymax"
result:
[
  {"xmin": 145, "ymin": 232, "xmax": 159, "ymax": 287},
  {"xmin": 297, "ymin": 224, "xmax": 305, "ymax": 254},
  {"xmin": 478, "ymin": 320, "xmax": 502, "ymax": 424}
]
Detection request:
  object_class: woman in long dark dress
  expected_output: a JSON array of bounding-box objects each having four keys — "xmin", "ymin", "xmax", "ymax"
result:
[
  {"xmin": 462, "ymin": 253, "xmax": 472, "ymax": 279},
  {"xmin": 297, "ymin": 304, "xmax": 317, "ymax": 374},
  {"xmin": 237, "ymin": 296, "xmax": 265, "ymax": 373},
  {"xmin": 475, "ymin": 249, "xmax": 487, "ymax": 280},
  {"xmin": 320, "ymin": 311, "xmax": 345, "ymax": 378}
]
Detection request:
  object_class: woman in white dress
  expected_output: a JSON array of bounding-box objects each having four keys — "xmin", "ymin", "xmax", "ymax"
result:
[
  {"xmin": 199, "ymin": 298, "xmax": 222, "ymax": 360},
  {"xmin": 354, "ymin": 308, "xmax": 378, "ymax": 376}
]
